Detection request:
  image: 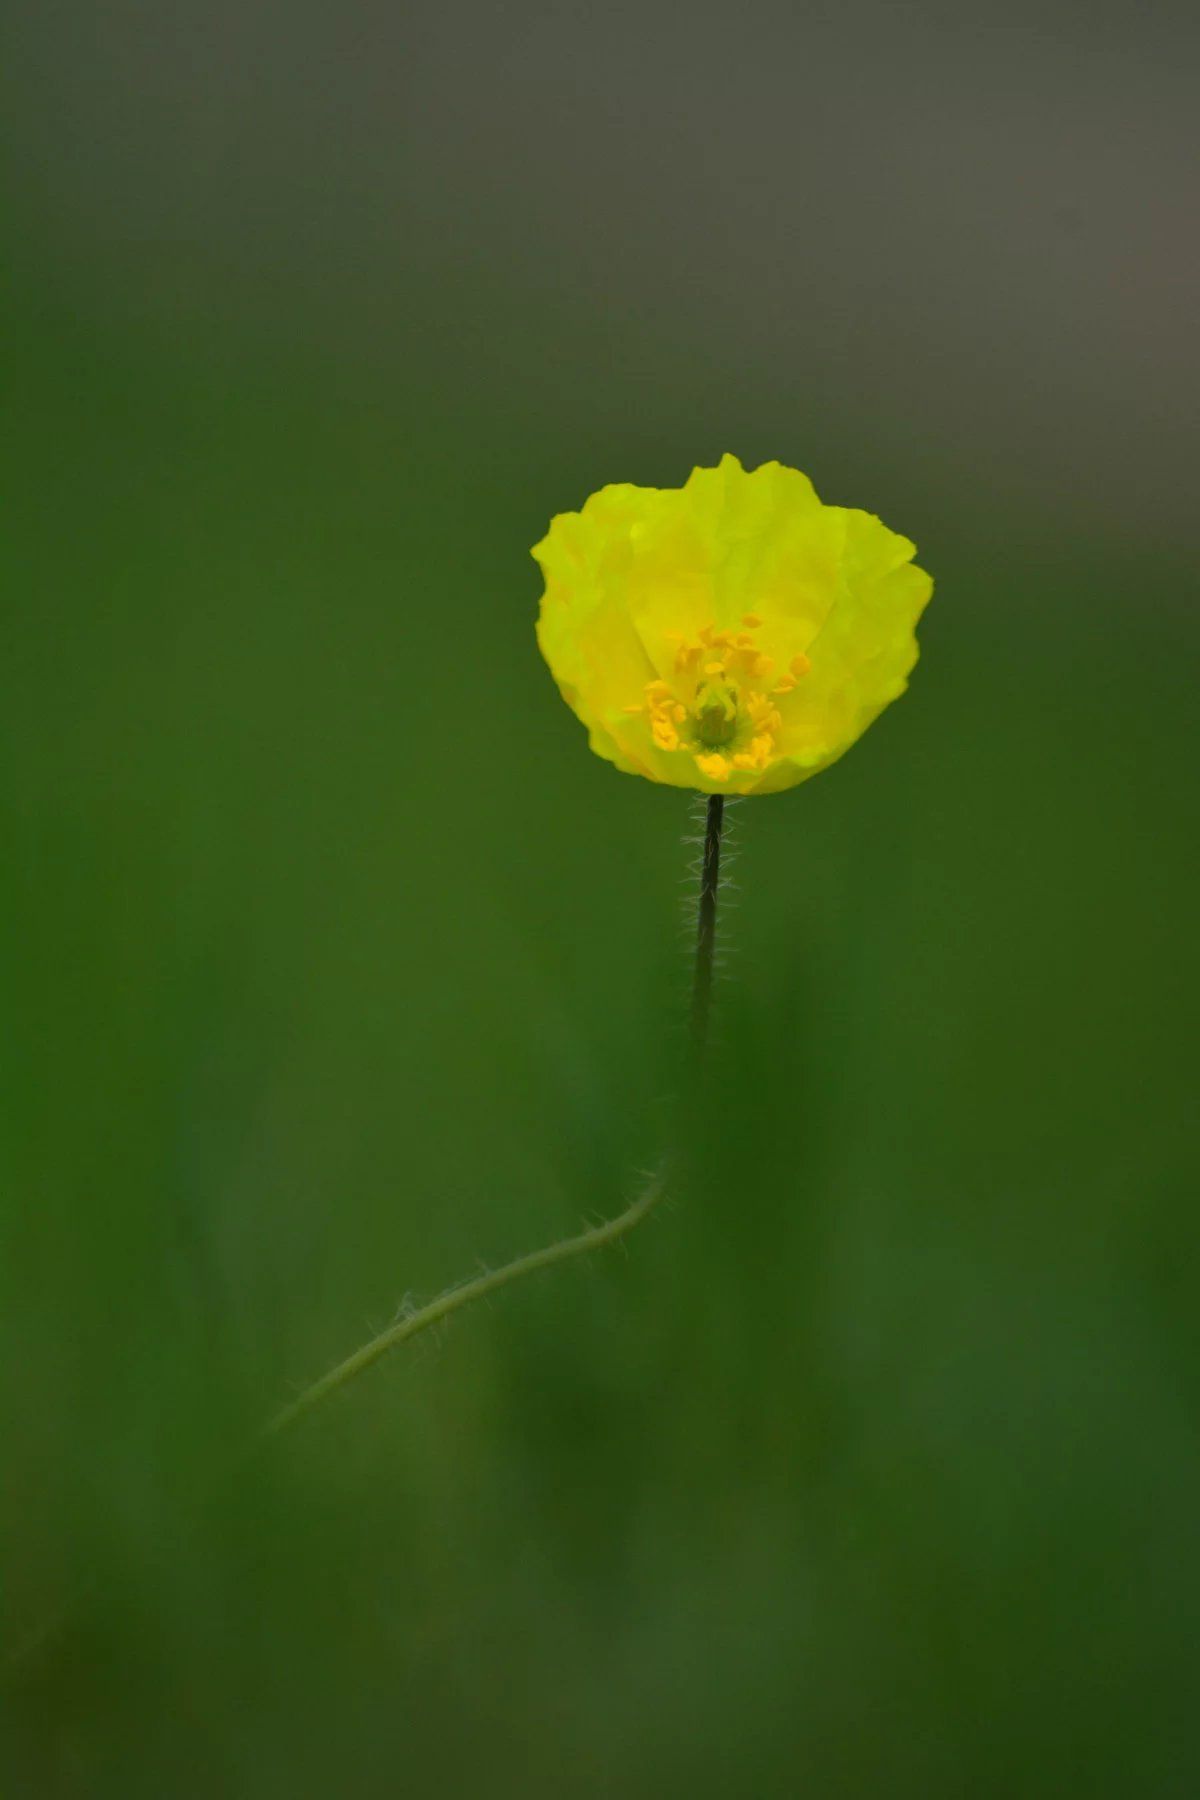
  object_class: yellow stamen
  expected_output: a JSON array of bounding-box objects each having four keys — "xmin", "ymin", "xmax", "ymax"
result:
[
  {"xmin": 694, "ymin": 752, "xmax": 730, "ymax": 780},
  {"xmin": 633, "ymin": 621, "xmax": 793, "ymax": 778}
]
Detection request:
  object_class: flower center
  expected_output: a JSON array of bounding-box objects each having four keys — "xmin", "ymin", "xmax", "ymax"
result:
[
  {"xmin": 625, "ymin": 614, "xmax": 812, "ymax": 783},
  {"xmin": 694, "ymin": 680, "xmax": 738, "ymax": 747}
]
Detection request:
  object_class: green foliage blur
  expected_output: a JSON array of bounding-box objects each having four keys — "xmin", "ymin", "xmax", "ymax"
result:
[{"xmin": 4, "ymin": 27, "xmax": 1199, "ymax": 1782}]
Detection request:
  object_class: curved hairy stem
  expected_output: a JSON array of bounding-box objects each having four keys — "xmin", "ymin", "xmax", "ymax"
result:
[
  {"xmin": 265, "ymin": 1170, "xmax": 666, "ymax": 1436},
  {"xmin": 267, "ymin": 792, "xmax": 728, "ymax": 1437}
]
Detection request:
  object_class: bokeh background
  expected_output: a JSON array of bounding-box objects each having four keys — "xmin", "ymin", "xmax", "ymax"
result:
[{"xmin": 4, "ymin": 1, "xmax": 1199, "ymax": 1793}]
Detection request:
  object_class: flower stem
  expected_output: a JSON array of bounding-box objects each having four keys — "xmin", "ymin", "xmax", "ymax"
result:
[
  {"xmin": 265, "ymin": 1171, "xmax": 665, "ymax": 1436},
  {"xmin": 690, "ymin": 793, "xmax": 724, "ymax": 1056},
  {"xmin": 267, "ymin": 792, "xmax": 729, "ymax": 1436}
]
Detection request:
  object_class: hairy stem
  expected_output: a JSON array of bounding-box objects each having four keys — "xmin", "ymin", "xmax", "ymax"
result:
[
  {"xmin": 690, "ymin": 793, "xmax": 724, "ymax": 1055},
  {"xmin": 268, "ymin": 794, "xmax": 727, "ymax": 1435},
  {"xmin": 266, "ymin": 1172, "xmax": 665, "ymax": 1435}
]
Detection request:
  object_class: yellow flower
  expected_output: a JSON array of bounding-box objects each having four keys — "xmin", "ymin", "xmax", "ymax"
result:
[{"xmin": 533, "ymin": 454, "xmax": 933, "ymax": 795}]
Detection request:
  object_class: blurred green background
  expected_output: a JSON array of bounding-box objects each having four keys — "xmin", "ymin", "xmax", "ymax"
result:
[{"xmin": 4, "ymin": 2, "xmax": 1199, "ymax": 1794}]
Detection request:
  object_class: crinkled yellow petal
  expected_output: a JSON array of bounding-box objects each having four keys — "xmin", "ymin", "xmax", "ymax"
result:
[{"xmin": 533, "ymin": 455, "xmax": 932, "ymax": 796}]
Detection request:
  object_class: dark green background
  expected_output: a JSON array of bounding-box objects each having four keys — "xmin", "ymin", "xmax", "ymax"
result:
[{"xmin": 4, "ymin": 3, "xmax": 1198, "ymax": 1793}]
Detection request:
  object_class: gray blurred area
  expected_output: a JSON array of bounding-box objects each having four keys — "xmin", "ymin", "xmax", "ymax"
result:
[{"xmin": 8, "ymin": 0, "xmax": 1199, "ymax": 541}]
